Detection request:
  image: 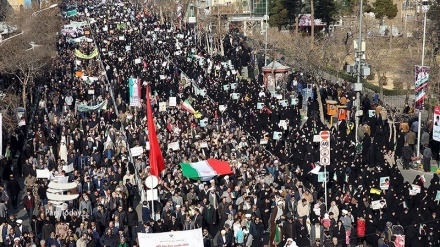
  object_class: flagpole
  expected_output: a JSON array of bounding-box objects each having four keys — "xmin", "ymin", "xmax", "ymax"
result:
[
  {"xmin": 147, "ymin": 85, "xmax": 156, "ymax": 221},
  {"xmin": 147, "ymin": 85, "xmax": 161, "ymax": 221},
  {"xmin": 151, "ymin": 175, "xmax": 155, "ymax": 221}
]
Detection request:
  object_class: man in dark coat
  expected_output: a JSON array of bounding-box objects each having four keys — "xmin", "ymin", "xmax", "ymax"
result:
[
  {"xmin": 282, "ymin": 216, "xmax": 296, "ymax": 241},
  {"xmin": 217, "ymin": 229, "xmax": 232, "ymax": 247},
  {"xmin": 94, "ymin": 204, "xmax": 109, "ymax": 236},
  {"xmin": 203, "ymin": 203, "xmax": 216, "ymax": 233},
  {"xmin": 153, "ymin": 219, "xmax": 168, "ymax": 233},
  {"xmin": 203, "ymin": 228, "xmax": 213, "ymax": 247},
  {"xmin": 167, "ymin": 215, "xmax": 182, "ymax": 231},
  {"xmin": 295, "ymin": 217, "xmax": 310, "ymax": 247},
  {"xmin": 249, "ymin": 217, "xmax": 264, "ymax": 247},
  {"xmin": 127, "ymin": 206, "xmax": 138, "ymax": 241},
  {"xmin": 422, "ymin": 144, "xmax": 432, "ymax": 172},
  {"xmin": 6, "ymin": 175, "xmax": 21, "ymax": 209},
  {"xmin": 194, "ymin": 208, "xmax": 203, "ymax": 229},
  {"xmin": 100, "ymin": 229, "xmax": 117, "ymax": 247},
  {"xmin": 402, "ymin": 143, "xmax": 413, "ymax": 170}
]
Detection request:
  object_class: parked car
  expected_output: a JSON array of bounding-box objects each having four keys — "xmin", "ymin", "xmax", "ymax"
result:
[{"xmin": 0, "ymin": 22, "xmax": 17, "ymax": 36}]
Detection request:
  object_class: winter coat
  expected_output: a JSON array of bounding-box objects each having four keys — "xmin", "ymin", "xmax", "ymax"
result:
[
  {"xmin": 127, "ymin": 210, "xmax": 138, "ymax": 227},
  {"xmin": 142, "ymin": 206, "xmax": 151, "ymax": 223},
  {"xmin": 356, "ymin": 218, "xmax": 366, "ymax": 237},
  {"xmin": 79, "ymin": 200, "xmax": 93, "ymax": 215}
]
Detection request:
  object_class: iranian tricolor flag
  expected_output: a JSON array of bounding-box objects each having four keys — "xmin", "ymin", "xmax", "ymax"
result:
[
  {"xmin": 181, "ymin": 99, "xmax": 196, "ymax": 114},
  {"xmin": 181, "ymin": 99, "xmax": 203, "ymax": 118},
  {"xmin": 191, "ymin": 54, "xmax": 204, "ymax": 60},
  {"xmin": 180, "ymin": 159, "xmax": 232, "ymax": 181}
]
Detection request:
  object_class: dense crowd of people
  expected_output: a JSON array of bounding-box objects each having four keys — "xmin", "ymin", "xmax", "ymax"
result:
[{"xmin": 0, "ymin": 0, "xmax": 439, "ymax": 247}]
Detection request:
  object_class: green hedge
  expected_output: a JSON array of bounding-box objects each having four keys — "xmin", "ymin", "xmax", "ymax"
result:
[{"xmin": 325, "ymin": 67, "xmax": 407, "ymax": 96}]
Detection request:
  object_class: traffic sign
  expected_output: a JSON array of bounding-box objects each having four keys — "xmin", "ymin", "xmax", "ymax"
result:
[
  {"xmin": 320, "ymin": 130, "xmax": 330, "ymax": 140},
  {"xmin": 318, "ymin": 172, "xmax": 329, "ymax": 182},
  {"xmin": 145, "ymin": 175, "xmax": 159, "ymax": 189},
  {"xmin": 320, "ymin": 131, "xmax": 331, "ymax": 166}
]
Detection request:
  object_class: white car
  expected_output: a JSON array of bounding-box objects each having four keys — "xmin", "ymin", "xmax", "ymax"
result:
[{"xmin": 0, "ymin": 22, "xmax": 18, "ymax": 35}]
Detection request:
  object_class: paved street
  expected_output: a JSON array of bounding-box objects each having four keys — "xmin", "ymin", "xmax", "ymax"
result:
[{"xmin": 399, "ymin": 160, "xmax": 437, "ymax": 183}]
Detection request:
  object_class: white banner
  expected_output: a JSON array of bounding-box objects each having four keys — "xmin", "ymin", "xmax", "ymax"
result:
[
  {"xmin": 62, "ymin": 164, "xmax": 74, "ymax": 173},
  {"xmin": 36, "ymin": 169, "xmax": 51, "ymax": 179},
  {"xmin": 130, "ymin": 146, "xmax": 144, "ymax": 157},
  {"xmin": 434, "ymin": 106, "xmax": 440, "ymax": 142},
  {"xmin": 138, "ymin": 228, "xmax": 203, "ymax": 247}
]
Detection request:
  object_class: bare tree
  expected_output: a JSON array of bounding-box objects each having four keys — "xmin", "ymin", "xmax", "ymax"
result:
[
  {"xmin": 365, "ymin": 37, "xmax": 391, "ymax": 99},
  {"xmin": 249, "ymin": 28, "xmax": 286, "ymax": 62},
  {"xmin": 0, "ymin": 8, "xmax": 58, "ymax": 108},
  {"xmin": 198, "ymin": 6, "xmax": 230, "ymax": 56},
  {"xmin": 310, "ymin": 0, "xmax": 314, "ymax": 49},
  {"xmin": 249, "ymin": 27, "xmax": 323, "ymax": 73},
  {"xmin": 0, "ymin": 87, "xmax": 21, "ymax": 130},
  {"xmin": 151, "ymin": 0, "xmax": 191, "ymax": 26}
]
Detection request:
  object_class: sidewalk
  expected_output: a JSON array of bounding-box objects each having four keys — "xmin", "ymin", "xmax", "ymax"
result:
[{"xmin": 396, "ymin": 158, "xmax": 439, "ymax": 173}]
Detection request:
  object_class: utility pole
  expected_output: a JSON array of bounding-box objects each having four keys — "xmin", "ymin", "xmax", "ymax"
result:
[
  {"xmin": 264, "ymin": 0, "xmax": 268, "ymax": 65},
  {"xmin": 355, "ymin": 0, "xmax": 363, "ymax": 144},
  {"xmin": 416, "ymin": 7, "xmax": 428, "ymax": 157},
  {"xmin": 310, "ymin": 0, "xmax": 314, "ymax": 49},
  {"xmin": 346, "ymin": 0, "xmax": 370, "ymax": 144}
]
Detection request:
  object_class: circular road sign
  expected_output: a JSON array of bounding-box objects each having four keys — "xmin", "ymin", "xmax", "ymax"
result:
[
  {"xmin": 145, "ymin": 175, "xmax": 159, "ymax": 189},
  {"xmin": 320, "ymin": 130, "xmax": 330, "ymax": 140}
]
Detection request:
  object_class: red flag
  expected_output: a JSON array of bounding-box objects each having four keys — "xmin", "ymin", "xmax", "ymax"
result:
[{"xmin": 146, "ymin": 87, "xmax": 165, "ymax": 177}]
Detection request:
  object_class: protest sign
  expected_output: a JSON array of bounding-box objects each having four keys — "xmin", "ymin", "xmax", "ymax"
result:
[{"xmin": 380, "ymin": 177, "xmax": 390, "ymax": 190}]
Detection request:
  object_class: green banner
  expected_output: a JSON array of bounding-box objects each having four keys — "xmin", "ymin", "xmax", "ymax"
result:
[
  {"xmin": 66, "ymin": 9, "xmax": 78, "ymax": 17},
  {"xmin": 77, "ymin": 100, "xmax": 107, "ymax": 112},
  {"xmin": 117, "ymin": 23, "xmax": 127, "ymax": 30}
]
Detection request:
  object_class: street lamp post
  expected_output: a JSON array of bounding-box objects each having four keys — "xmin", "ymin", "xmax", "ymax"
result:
[
  {"xmin": 416, "ymin": 7, "xmax": 428, "ymax": 157},
  {"xmin": 355, "ymin": 0, "xmax": 364, "ymax": 144},
  {"xmin": 264, "ymin": 0, "xmax": 268, "ymax": 66},
  {"xmin": 346, "ymin": 0, "xmax": 370, "ymax": 144}
]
